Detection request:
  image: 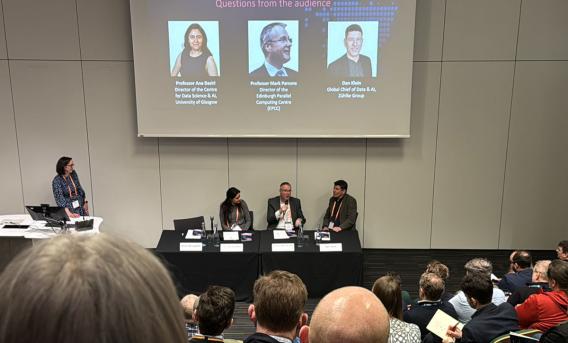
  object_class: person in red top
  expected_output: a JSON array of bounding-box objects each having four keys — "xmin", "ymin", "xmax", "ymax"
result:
[{"xmin": 515, "ymin": 259, "xmax": 568, "ymax": 331}]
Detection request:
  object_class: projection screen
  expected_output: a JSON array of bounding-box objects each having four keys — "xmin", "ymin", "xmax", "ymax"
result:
[{"xmin": 130, "ymin": 0, "xmax": 416, "ymax": 137}]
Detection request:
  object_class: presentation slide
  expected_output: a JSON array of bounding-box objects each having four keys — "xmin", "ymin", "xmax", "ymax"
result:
[{"xmin": 130, "ymin": 0, "xmax": 416, "ymax": 137}]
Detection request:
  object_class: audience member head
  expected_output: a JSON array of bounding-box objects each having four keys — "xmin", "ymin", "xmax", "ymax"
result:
[
  {"xmin": 301, "ymin": 286, "xmax": 389, "ymax": 343},
  {"xmin": 181, "ymin": 294, "xmax": 199, "ymax": 323},
  {"xmin": 371, "ymin": 275, "xmax": 403, "ymax": 319},
  {"xmin": 461, "ymin": 273, "xmax": 493, "ymax": 309},
  {"xmin": 532, "ymin": 260, "xmax": 551, "ymax": 283},
  {"xmin": 511, "ymin": 250, "xmax": 532, "ymax": 271},
  {"xmin": 464, "ymin": 257, "xmax": 493, "ymax": 277},
  {"xmin": 425, "ymin": 260, "xmax": 450, "ymax": 280},
  {"xmin": 195, "ymin": 286, "xmax": 235, "ymax": 336},
  {"xmin": 547, "ymin": 260, "xmax": 568, "ymax": 293},
  {"xmin": 556, "ymin": 241, "xmax": 568, "ymax": 261},
  {"xmin": 248, "ymin": 270, "xmax": 308, "ymax": 339},
  {"xmin": 419, "ymin": 272, "xmax": 445, "ymax": 301},
  {"xmin": 0, "ymin": 233, "xmax": 186, "ymax": 343}
]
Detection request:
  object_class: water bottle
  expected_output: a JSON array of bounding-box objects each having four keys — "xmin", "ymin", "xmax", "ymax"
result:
[
  {"xmin": 201, "ymin": 221, "xmax": 207, "ymax": 246},
  {"xmin": 315, "ymin": 224, "xmax": 321, "ymax": 245},
  {"xmin": 213, "ymin": 223, "xmax": 220, "ymax": 247},
  {"xmin": 296, "ymin": 223, "xmax": 304, "ymax": 248}
]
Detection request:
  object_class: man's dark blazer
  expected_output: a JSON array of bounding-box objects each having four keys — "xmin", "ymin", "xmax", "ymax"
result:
[
  {"xmin": 498, "ymin": 268, "xmax": 533, "ymax": 293},
  {"xmin": 507, "ymin": 282, "xmax": 551, "ymax": 306},
  {"xmin": 322, "ymin": 193, "xmax": 357, "ymax": 230},
  {"xmin": 461, "ymin": 303, "xmax": 519, "ymax": 343},
  {"xmin": 249, "ymin": 64, "xmax": 297, "ymax": 78},
  {"xmin": 267, "ymin": 196, "xmax": 305, "ymax": 229},
  {"xmin": 403, "ymin": 300, "xmax": 458, "ymax": 340},
  {"xmin": 327, "ymin": 53, "xmax": 372, "ymax": 78}
]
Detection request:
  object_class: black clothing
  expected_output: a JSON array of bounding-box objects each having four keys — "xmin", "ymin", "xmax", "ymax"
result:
[
  {"xmin": 244, "ymin": 333, "xmax": 282, "ymax": 343},
  {"xmin": 461, "ymin": 303, "xmax": 519, "ymax": 343}
]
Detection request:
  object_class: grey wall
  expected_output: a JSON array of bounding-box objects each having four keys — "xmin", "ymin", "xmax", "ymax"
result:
[{"xmin": 0, "ymin": 0, "xmax": 566, "ymax": 249}]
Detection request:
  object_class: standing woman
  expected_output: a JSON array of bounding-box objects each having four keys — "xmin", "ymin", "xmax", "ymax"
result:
[
  {"xmin": 52, "ymin": 156, "xmax": 88, "ymax": 218},
  {"xmin": 219, "ymin": 187, "xmax": 251, "ymax": 230},
  {"xmin": 171, "ymin": 23, "xmax": 219, "ymax": 78}
]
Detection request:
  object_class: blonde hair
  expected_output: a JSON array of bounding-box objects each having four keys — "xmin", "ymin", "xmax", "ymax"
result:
[{"xmin": 0, "ymin": 233, "xmax": 186, "ymax": 343}]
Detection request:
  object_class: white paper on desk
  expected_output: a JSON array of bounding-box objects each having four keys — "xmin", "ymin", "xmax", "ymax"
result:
[
  {"xmin": 223, "ymin": 231, "xmax": 239, "ymax": 241},
  {"xmin": 426, "ymin": 309, "xmax": 464, "ymax": 340},
  {"xmin": 272, "ymin": 243, "xmax": 295, "ymax": 252},
  {"xmin": 273, "ymin": 230, "xmax": 289, "ymax": 240},
  {"xmin": 180, "ymin": 242, "xmax": 202, "ymax": 252},
  {"xmin": 220, "ymin": 243, "xmax": 243, "ymax": 252},
  {"xmin": 185, "ymin": 230, "xmax": 202, "ymax": 240},
  {"xmin": 319, "ymin": 243, "xmax": 342, "ymax": 252}
]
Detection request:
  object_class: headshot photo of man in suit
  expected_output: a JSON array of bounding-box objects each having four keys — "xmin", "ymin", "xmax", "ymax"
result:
[
  {"xmin": 250, "ymin": 22, "xmax": 298, "ymax": 78},
  {"xmin": 328, "ymin": 23, "xmax": 373, "ymax": 78}
]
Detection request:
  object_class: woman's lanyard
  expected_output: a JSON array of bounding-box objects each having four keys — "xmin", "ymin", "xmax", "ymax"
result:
[
  {"xmin": 64, "ymin": 175, "xmax": 78, "ymax": 198},
  {"xmin": 330, "ymin": 199, "xmax": 343, "ymax": 222},
  {"xmin": 227, "ymin": 207, "xmax": 240, "ymax": 227}
]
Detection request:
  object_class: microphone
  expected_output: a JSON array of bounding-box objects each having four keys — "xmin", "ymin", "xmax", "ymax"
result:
[{"xmin": 285, "ymin": 200, "xmax": 289, "ymax": 205}]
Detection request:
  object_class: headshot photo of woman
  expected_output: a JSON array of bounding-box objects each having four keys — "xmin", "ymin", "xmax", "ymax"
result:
[
  {"xmin": 171, "ymin": 23, "xmax": 219, "ymax": 78},
  {"xmin": 52, "ymin": 156, "xmax": 88, "ymax": 218},
  {"xmin": 219, "ymin": 187, "xmax": 251, "ymax": 231}
]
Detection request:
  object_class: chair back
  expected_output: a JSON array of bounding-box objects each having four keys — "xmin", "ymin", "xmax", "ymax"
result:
[
  {"xmin": 249, "ymin": 211, "xmax": 254, "ymax": 230},
  {"xmin": 173, "ymin": 216, "xmax": 205, "ymax": 231}
]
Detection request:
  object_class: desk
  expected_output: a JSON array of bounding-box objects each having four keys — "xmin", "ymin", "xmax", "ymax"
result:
[
  {"xmin": 259, "ymin": 230, "xmax": 363, "ymax": 298},
  {"xmin": 0, "ymin": 214, "xmax": 103, "ymax": 272},
  {"xmin": 155, "ymin": 230, "xmax": 261, "ymax": 301},
  {"xmin": 154, "ymin": 230, "xmax": 363, "ymax": 300}
]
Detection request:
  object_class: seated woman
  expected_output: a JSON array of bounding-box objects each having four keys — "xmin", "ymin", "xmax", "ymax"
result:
[
  {"xmin": 0, "ymin": 233, "xmax": 187, "ymax": 343},
  {"xmin": 219, "ymin": 187, "xmax": 251, "ymax": 230},
  {"xmin": 52, "ymin": 156, "xmax": 88, "ymax": 218},
  {"xmin": 171, "ymin": 23, "xmax": 219, "ymax": 78},
  {"xmin": 372, "ymin": 275, "xmax": 421, "ymax": 343}
]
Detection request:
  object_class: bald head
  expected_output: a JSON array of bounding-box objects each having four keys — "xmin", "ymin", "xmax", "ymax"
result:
[
  {"xmin": 308, "ymin": 286, "xmax": 389, "ymax": 343},
  {"xmin": 180, "ymin": 294, "xmax": 199, "ymax": 322}
]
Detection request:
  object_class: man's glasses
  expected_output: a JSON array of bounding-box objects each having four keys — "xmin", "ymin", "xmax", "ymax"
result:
[{"xmin": 269, "ymin": 37, "xmax": 293, "ymax": 44}]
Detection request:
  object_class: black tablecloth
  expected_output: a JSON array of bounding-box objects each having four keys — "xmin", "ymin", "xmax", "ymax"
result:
[
  {"xmin": 155, "ymin": 230, "xmax": 260, "ymax": 301},
  {"xmin": 155, "ymin": 229, "xmax": 363, "ymax": 300},
  {"xmin": 259, "ymin": 230, "xmax": 363, "ymax": 298}
]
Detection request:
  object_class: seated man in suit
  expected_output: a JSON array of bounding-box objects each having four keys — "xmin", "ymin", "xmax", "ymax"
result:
[
  {"xmin": 404, "ymin": 272, "xmax": 458, "ymax": 340},
  {"xmin": 499, "ymin": 250, "xmax": 533, "ymax": 294},
  {"xmin": 322, "ymin": 180, "xmax": 357, "ymax": 232},
  {"xmin": 250, "ymin": 22, "xmax": 297, "ymax": 78},
  {"xmin": 446, "ymin": 274, "xmax": 519, "ymax": 343},
  {"xmin": 190, "ymin": 286, "xmax": 235, "ymax": 343},
  {"xmin": 267, "ymin": 182, "xmax": 306, "ymax": 230},
  {"xmin": 508, "ymin": 260, "xmax": 551, "ymax": 306},
  {"xmin": 327, "ymin": 24, "xmax": 372, "ymax": 78}
]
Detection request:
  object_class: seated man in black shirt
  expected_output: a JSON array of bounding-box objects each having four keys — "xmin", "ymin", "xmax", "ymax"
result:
[{"xmin": 404, "ymin": 272, "xmax": 458, "ymax": 340}]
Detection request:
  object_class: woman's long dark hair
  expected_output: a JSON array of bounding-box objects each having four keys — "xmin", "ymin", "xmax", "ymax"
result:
[
  {"xmin": 221, "ymin": 187, "xmax": 241, "ymax": 224},
  {"xmin": 183, "ymin": 23, "xmax": 212, "ymax": 56}
]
